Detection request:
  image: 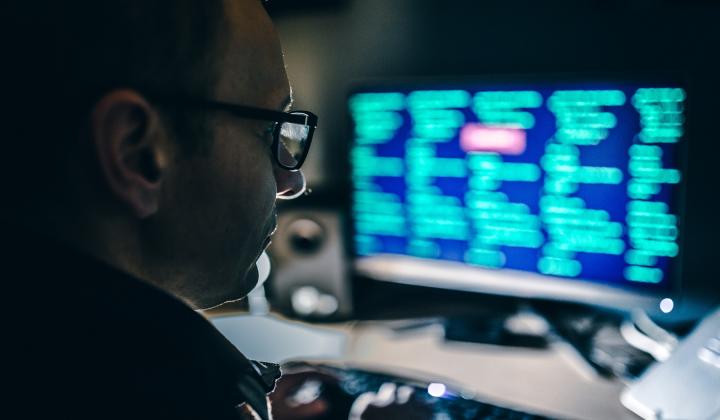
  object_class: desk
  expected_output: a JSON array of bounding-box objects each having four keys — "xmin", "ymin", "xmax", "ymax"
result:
[{"xmin": 211, "ymin": 313, "xmax": 638, "ymax": 419}]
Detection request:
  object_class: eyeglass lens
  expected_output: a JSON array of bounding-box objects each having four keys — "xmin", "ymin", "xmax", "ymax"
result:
[{"xmin": 278, "ymin": 121, "xmax": 310, "ymax": 168}]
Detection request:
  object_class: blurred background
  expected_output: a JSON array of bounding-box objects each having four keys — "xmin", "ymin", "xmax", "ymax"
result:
[{"xmin": 207, "ymin": 1, "xmax": 720, "ymax": 419}]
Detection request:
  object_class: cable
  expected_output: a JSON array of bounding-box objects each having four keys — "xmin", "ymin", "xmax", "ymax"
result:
[{"xmin": 619, "ymin": 311, "xmax": 678, "ymax": 362}]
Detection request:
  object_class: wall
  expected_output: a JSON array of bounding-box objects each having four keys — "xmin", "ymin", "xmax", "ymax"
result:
[{"xmin": 269, "ymin": 0, "xmax": 720, "ymax": 306}]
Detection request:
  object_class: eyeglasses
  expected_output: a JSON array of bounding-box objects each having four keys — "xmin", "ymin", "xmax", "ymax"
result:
[{"xmin": 148, "ymin": 94, "xmax": 317, "ymax": 171}]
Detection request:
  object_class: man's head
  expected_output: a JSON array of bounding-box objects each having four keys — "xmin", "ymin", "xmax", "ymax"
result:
[{"xmin": 4, "ymin": 0, "xmax": 307, "ymax": 309}]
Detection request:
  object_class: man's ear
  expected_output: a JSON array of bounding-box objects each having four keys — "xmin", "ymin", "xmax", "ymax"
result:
[{"xmin": 90, "ymin": 90, "xmax": 171, "ymax": 219}]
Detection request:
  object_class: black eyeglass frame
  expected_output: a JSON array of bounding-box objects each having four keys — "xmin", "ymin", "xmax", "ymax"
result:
[{"xmin": 146, "ymin": 93, "xmax": 318, "ymax": 171}]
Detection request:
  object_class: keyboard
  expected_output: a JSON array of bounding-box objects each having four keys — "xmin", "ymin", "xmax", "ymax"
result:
[{"xmin": 274, "ymin": 362, "xmax": 555, "ymax": 419}]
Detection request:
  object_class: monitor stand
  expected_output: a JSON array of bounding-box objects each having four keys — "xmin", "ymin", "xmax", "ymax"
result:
[{"xmin": 444, "ymin": 305, "xmax": 551, "ymax": 348}]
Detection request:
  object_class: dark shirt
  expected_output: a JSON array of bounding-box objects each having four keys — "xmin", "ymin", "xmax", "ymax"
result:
[{"xmin": 2, "ymin": 226, "xmax": 280, "ymax": 419}]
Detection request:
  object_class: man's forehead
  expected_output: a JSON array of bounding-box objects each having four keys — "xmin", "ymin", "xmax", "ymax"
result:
[
  {"xmin": 216, "ymin": 0, "xmax": 290, "ymax": 109},
  {"xmin": 281, "ymin": 87, "xmax": 294, "ymax": 111}
]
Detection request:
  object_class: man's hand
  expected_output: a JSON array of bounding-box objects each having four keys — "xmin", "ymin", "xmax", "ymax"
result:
[{"xmin": 269, "ymin": 370, "xmax": 333, "ymax": 419}]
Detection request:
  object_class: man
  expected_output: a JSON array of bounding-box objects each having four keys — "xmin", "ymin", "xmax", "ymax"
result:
[{"xmin": 2, "ymin": 0, "xmax": 312, "ymax": 418}]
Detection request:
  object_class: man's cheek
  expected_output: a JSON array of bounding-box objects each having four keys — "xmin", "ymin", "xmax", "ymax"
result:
[{"xmin": 239, "ymin": 261, "xmax": 260, "ymax": 297}]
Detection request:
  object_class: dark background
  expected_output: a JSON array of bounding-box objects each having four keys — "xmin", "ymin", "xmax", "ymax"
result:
[{"xmin": 265, "ymin": 0, "xmax": 720, "ymax": 311}]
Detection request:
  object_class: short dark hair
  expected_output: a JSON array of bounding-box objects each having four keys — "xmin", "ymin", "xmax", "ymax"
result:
[{"xmin": 2, "ymin": 0, "xmax": 226, "ymax": 208}]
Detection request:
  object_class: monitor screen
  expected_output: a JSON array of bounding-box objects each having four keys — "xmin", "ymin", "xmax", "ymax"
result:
[{"xmin": 348, "ymin": 79, "xmax": 686, "ymax": 305}]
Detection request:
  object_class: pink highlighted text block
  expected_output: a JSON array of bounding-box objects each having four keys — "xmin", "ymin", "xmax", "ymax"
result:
[{"xmin": 459, "ymin": 124, "xmax": 527, "ymax": 155}]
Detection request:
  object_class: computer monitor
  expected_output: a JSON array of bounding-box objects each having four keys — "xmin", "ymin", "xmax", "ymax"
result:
[{"xmin": 348, "ymin": 77, "xmax": 687, "ymax": 316}]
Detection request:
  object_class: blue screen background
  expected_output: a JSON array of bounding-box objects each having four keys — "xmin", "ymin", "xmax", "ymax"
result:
[{"xmin": 350, "ymin": 82, "xmax": 684, "ymax": 291}]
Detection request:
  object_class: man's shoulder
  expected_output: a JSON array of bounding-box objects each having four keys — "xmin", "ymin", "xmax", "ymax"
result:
[{"xmin": 1, "ymin": 233, "xmax": 269, "ymax": 419}]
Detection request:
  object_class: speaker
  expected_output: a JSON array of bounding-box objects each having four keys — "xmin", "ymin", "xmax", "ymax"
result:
[{"xmin": 267, "ymin": 208, "xmax": 352, "ymax": 319}]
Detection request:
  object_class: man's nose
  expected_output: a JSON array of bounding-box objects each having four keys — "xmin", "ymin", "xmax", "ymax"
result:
[{"xmin": 275, "ymin": 166, "xmax": 306, "ymax": 200}]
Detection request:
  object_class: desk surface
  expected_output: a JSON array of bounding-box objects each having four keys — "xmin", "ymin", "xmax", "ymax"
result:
[
  {"xmin": 211, "ymin": 313, "xmax": 639, "ymax": 420},
  {"xmin": 342, "ymin": 321, "xmax": 637, "ymax": 420}
]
